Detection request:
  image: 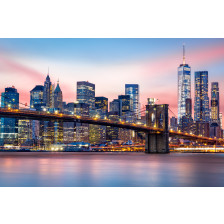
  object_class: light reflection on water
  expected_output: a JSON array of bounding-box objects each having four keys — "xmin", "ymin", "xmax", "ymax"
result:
[{"xmin": 0, "ymin": 152, "xmax": 224, "ymax": 187}]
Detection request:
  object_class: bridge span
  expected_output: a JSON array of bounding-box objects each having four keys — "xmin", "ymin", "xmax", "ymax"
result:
[{"xmin": 0, "ymin": 106, "xmax": 223, "ymax": 153}]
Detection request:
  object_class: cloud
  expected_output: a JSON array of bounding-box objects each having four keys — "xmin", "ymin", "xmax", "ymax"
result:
[{"xmin": 0, "ymin": 41, "xmax": 224, "ymax": 125}]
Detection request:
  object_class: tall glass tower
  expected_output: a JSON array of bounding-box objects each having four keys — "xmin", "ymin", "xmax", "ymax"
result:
[
  {"xmin": 211, "ymin": 82, "xmax": 220, "ymax": 124},
  {"xmin": 178, "ymin": 45, "xmax": 191, "ymax": 124},
  {"xmin": 77, "ymin": 81, "xmax": 95, "ymax": 113},
  {"xmin": 0, "ymin": 87, "xmax": 19, "ymax": 145},
  {"xmin": 194, "ymin": 71, "xmax": 210, "ymax": 122},
  {"xmin": 125, "ymin": 84, "xmax": 140, "ymax": 119},
  {"xmin": 53, "ymin": 80, "xmax": 63, "ymax": 112},
  {"xmin": 43, "ymin": 73, "xmax": 53, "ymax": 109}
]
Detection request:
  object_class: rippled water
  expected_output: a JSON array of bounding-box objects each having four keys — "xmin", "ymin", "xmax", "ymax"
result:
[{"xmin": 0, "ymin": 152, "xmax": 224, "ymax": 187}]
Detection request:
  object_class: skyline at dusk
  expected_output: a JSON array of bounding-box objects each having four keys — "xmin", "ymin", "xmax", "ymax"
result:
[{"xmin": 1, "ymin": 38, "xmax": 224, "ymax": 116}]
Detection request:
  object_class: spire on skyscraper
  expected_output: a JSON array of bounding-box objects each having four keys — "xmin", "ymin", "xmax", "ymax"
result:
[{"xmin": 183, "ymin": 43, "xmax": 186, "ymax": 65}]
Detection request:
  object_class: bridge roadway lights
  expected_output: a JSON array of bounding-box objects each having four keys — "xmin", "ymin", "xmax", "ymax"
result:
[{"xmin": 145, "ymin": 104, "xmax": 169, "ymax": 153}]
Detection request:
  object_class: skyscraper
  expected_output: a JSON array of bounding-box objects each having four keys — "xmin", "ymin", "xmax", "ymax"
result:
[
  {"xmin": 95, "ymin": 97, "xmax": 108, "ymax": 117},
  {"xmin": 211, "ymin": 82, "xmax": 220, "ymax": 124},
  {"xmin": 180, "ymin": 98, "xmax": 195, "ymax": 134},
  {"xmin": 118, "ymin": 95, "xmax": 131, "ymax": 118},
  {"xmin": 74, "ymin": 102, "xmax": 90, "ymax": 142},
  {"xmin": 0, "ymin": 87, "xmax": 19, "ymax": 145},
  {"xmin": 125, "ymin": 84, "xmax": 140, "ymax": 119},
  {"xmin": 210, "ymin": 82, "xmax": 221, "ymax": 138},
  {"xmin": 194, "ymin": 71, "xmax": 210, "ymax": 122},
  {"xmin": 53, "ymin": 80, "xmax": 63, "ymax": 112},
  {"xmin": 77, "ymin": 81, "xmax": 95, "ymax": 112},
  {"xmin": 118, "ymin": 95, "xmax": 132, "ymax": 142},
  {"xmin": 220, "ymin": 112, "xmax": 223, "ymax": 129},
  {"xmin": 63, "ymin": 103, "xmax": 75, "ymax": 143},
  {"xmin": 30, "ymin": 85, "xmax": 45, "ymax": 111},
  {"xmin": 178, "ymin": 45, "xmax": 191, "ymax": 123},
  {"xmin": 43, "ymin": 73, "xmax": 53, "ymax": 109},
  {"xmin": 110, "ymin": 99, "xmax": 120, "ymax": 114},
  {"xmin": 90, "ymin": 97, "xmax": 108, "ymax": 144}
]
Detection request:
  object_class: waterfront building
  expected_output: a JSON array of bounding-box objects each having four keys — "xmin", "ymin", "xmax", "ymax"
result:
[
  {"xmin": 95, "ymin": 97, "xmax": 108, "ymax": 116},
  {"xmin": 74, "ymin": 102, "xmax": 89, "ymax": 142},
  {"xmin": 210, "ymin": 82, "xmax": 221, "ymax": 138},
  {"xmin": 89, "ymin": 97, "xmax": 108, "ymax": 144},
  {"xmin": 43, "ymin": 73, "xmax": 53, "ymax": 109},
  {"xmin": 106, "ymin": 112, "xmax": 119, "ymax": 141},
  {"xmin": 18, "ymin": 119, "xmax": 32, "ymax": 146},
  {"xmin": 30, "ymin": 85, "xmax": 45, "ymax": 111},
  {"xmin": 77, "ymin": 81, "xmax": 95, "ymax": 114},
  {"xmin": 196, "ymin": 121, "xmax": 210, "ymax": 137},
  {"xmin": 118, "ymin": 95, "xmax": 131, "ymax": 118},
  {"xmin": 53, "ymin": 80, "xmax": 63, "ymax": 112},
  {"xmin": 0, "ymin": 87, "xmax": 19, "ymax": 145},
  {"xmin": 63, "ymin": 103, "xmax": 75, "ymax": 143},
  {"xmin": 125, "ymin": 84, "xmax": 140, "ymax": 119},
  {"xmin": 194, "ymin": 71, "xmax": 210, "ymax": 122},
  {"xmin": 110, "ymin": 99, "xmax": 120, "ymax": 114},
  {"xmin": 178, "ymin": 45, "xmax": 191, "ymax": 124},
  {"xmin": 118, "ymin": 95, "xmax": 133, "ymax": 142},
  {"xmin": 194, "ymin": 71, "xmax": 210, "ymax": 137},
  {"xmin": 180, "ymin": 98, "xmax": 194, "ymax": 134},
  {"xmin": 211, "ymin": 82, "xmax": 220, "ymax": 124},
  {"xmin": 170, "ymin": 116, "xmax": 178, "ymax": 131},
  {"xmin": 220, "ymin": 112, "xmax": 223, "ymax": 129}
]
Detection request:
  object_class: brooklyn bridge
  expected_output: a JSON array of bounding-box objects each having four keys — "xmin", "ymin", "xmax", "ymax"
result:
[{"xmin": 0, "ymin": 103, "xmax": 223, "ymax": 153}]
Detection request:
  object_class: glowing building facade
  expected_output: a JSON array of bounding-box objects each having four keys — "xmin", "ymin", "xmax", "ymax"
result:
[
  {"xmin": 211, "ymin": 82, "xmax": 219, "ymax": 124},
  {"xmin": 53, "ymin": 80, "xmax": 63, "ymax": 112},
  {"xmin": 178, "ymin": 45, "xmax": 191, "ymax": 124},
  {"xmin": 30, "ymin": 85, "xmax": 45, "ymax": 111},
  {"xmin": 0, "ymin": 87, "xmax": 19, "ymax": 145},
  {"xmin": 125, "ymin": 84, "xmax": 140, "ymax": 119},
  {"xmin": 77, "ymin": 81, "xmax": 95, "ymax": 113},
  {"xmin": 43, "ymin": 74, "xmax": 53, "ymax": 109},
  {"xmin": 194, "ymin": 71, "xmax": 210, "ymax": 122}
]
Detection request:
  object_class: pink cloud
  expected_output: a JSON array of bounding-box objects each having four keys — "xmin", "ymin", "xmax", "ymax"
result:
[{"xmin": 0, "ymin": 41, "xmax": 224, "ymax": 127}]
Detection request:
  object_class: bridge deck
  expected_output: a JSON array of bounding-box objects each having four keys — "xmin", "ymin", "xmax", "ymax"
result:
[{"xmin": 0, "ymin": 108, "xmax": 223, "ymax": 144}]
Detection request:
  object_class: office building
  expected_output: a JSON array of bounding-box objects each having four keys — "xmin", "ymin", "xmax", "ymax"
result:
[
  {"xmin": 211, "ymin": 82, "xmax": 220, "ymax": 124},
  {"xmin": 43, "ymin": 73, "xmax": 53, "ymax": 109},
  {"xmin": 180, "ymin": 98, "xmax": 195, "ymax": 134},
  {"xmin": 194, "ymin": 71, "xmax": 210, "ymax": 122},
  {"xmin": 89, "ymin": 97, "xmax": 108, "ymax": 144},
  {"xmin": 170, "ymin": 116, "xmax": 178, "ymax": 131},
  {"xmin": 95, "ymin": 97, "xmax": 108, "ymax": 117},
  {"xmin": 77, "ymin": 81, "xmax": 95, "ymax": 113},
  {"xmin": 0, "ymin": 87, "xmax": 19, "ymax": 145},
  {"xmin": 125, "ymin": 84, "xmax": 140, "ymax": 119},
  {"xmin": 30, "ymin": 85, "xmax": 45, "ymax": 111},
  {"xmin": 63, "ymin": 103, "xmax": 75, "ymax": 143},
  {"xmin": 53, "ymin": 80, "xmax": 63, "ymax": 112},
  {"xmin": 178, "ymin": 45, "xmax": 191, "ymax": 123},
  {"xmin": 106, "ymin": 112, "xmax": 120, "ymax": 142},
  {"xmin": 74, "ymin": 102, "xmax": 89, "ymax": 142},
  {"xmin": 110, "ymin": 99, "xmax": 120, "ymax": 114}
]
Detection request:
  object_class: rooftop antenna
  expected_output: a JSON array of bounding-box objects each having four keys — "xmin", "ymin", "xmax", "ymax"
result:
[
  {"xmin": 48, "ymin": 67, "xmax": 49, "ymax": 75},
  {"xmin": 183, "ymin": 43, "xmax": 186, "ymax": 65}
]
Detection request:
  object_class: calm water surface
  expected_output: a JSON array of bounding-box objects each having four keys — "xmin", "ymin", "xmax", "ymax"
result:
[{"xmin": 0, "ymin": 152, "xmax": 224, "ymax": 187}]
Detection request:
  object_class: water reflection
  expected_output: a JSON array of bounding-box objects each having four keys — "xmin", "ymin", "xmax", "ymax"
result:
[{"xmin": 0, "ymin": 152, "xmax": 224, "ymax": 187}]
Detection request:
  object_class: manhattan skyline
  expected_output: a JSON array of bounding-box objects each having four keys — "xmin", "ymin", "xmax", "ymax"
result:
[{"xmin": 0, "ymin": 38, "xmax": 224, "ymax": 117}]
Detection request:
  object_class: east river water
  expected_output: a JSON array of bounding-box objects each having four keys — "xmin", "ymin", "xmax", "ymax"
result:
[{"xmin": 0, "ymin": 152, "xmax": 224, "ymax": 187}]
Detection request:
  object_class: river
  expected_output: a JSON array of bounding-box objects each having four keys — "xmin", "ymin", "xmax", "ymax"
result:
[{"xmin": 0, "ymin": 152, "xmax": 224, "ymax": 187}]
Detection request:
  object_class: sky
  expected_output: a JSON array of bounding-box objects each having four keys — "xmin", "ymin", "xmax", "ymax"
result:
[{"xmin": 0, "ymin": 38, "xmax": 224, "ymax": 118}]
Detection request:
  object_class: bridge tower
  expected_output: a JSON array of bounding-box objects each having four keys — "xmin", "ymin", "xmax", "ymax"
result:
[{"xmin": 145, "ymin": 104, "xmax": 169, "ymax": 153}]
